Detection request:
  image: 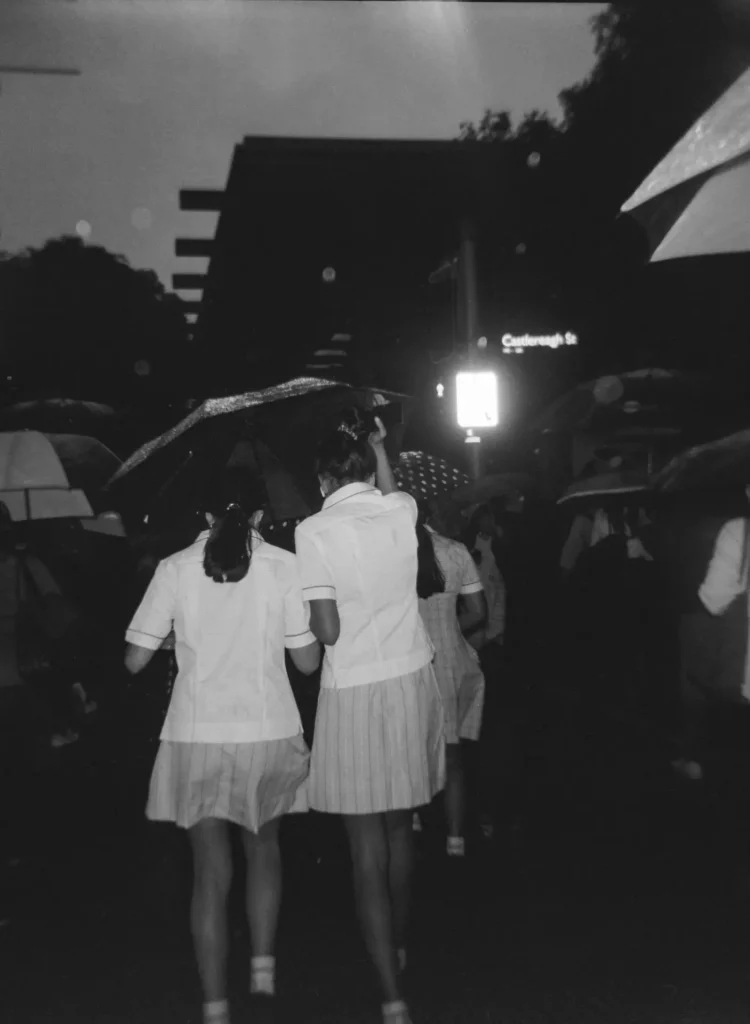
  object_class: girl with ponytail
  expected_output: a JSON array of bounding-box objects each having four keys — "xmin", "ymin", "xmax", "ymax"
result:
[
  {"xmin": 416, "ymin": 502, "xmax": 487, "ymax": 858},
  {"xmin": 124, "ymin": 469, "xmax": 320, "ymax": 1024},
  {"xmin": 296, "ymin": 408, "xmax": 444, "ymax": 1024}
]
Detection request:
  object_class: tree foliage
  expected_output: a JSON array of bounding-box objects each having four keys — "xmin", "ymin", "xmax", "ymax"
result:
[
  {"xmin": 0, "ymin": 236, "xmax": 194, "ymax": 404},
  {"xmin": 456, "ymin": 1, "xmax": 750, "ymax": 376}
]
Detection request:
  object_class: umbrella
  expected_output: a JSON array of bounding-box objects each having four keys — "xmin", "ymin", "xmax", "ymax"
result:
[
  {"xmin": 621, "ymin": 68, "xmax": 750, "ymax": 260},
  {"xmin": 655, "ymin": 427, "xmax": 750, "ymax": 493},
  {"xmin": 528, "ymin": 369, "xmax": 697, "ymax": 436},
  {"xmin": 394, "ymin": 452, "xmax": 469, "ymax": 502},
  {"xmin": 0, "ymin": 431, "xmax": 93, "ymax": 521},
  {"xmin": 0, "ymin": 399, "xmax": 116, "ymax": 433},
  {"xmin": 557, "ymin": 471, "xmax": 651, "ymax": 506},
  {"xmin": 46, "ymin": 434, "xmax": 122, "ymax": 493},
  {"xmin": 112, "ymin": 378, "xmax": 406, "ymax": 481},
  {"xmin": 109, "ymin": 377, "xmax": 407, "ymax": 529},
  {"xmin": 450, "ymin": 472, "xmax": 532, "ymax": 505}
]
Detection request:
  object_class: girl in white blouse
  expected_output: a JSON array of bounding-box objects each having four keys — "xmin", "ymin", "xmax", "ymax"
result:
[
  {"xmin": 125, "ymin": 471, "xmax": 320, "ymax": 1024},
  {"xmin": 295, "ymin": 411, "xmax": 444, "ymax": 1024},
  {"xmin": 416, "ymin": 504, "xmax": 486, "ymax": 857}
]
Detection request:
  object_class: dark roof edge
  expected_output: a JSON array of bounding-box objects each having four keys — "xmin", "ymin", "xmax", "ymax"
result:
[{"xmin": 238, "ymin": 135, "xmax": 467, "ymax": 154}]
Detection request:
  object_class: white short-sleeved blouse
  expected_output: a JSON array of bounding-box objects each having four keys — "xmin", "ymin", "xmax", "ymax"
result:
[
  {"xmin": 126, "ymin": 531, "xmax": 315, "ymax": 743},
  {"xmin": 295, "ymin": 483, "xmax": 434, "ymax": 689},
  {"xmin": 419, "ymin": 527, "xmax": 483, "ymax": 678}
]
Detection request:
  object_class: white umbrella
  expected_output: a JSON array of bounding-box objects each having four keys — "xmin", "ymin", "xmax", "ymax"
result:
[
  {"xmin": 621, "ymin": 68, "xmax": 750, "ymax": 260},
  {"xmin": 0, "ymin": 431, "xmax": 93, "ymax": 522}
]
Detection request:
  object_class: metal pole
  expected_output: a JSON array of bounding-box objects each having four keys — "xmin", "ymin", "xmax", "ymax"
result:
[
  {"xmin": 465, "ymin": 437, "xmax": 481, "ymax": 480},
  {"xmin": 458, "ymin": 218, "xmax": 478, "ymax": 360},
  {"xmin": 459, "ymin": 218, "xmax": 482, "ymax": 479}
]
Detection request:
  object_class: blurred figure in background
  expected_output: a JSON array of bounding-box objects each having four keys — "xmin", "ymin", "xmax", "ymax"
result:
[
  {"xmin": 694, "ymin": 505, "xmax": 750, "ymax": 892},
  {"xmin": 464, "ymin": 505, "xmax": 507, "ymax": 840},
  {"xmin": 416, "ymin": 501, "xmax": 486, "ymax": 857},
  {"xmin": 658, "ymin": 492, "xmax": 744, "ymax": 781}
]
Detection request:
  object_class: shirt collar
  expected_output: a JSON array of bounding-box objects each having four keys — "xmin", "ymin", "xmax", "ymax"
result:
[{"xmin": 322, "ymin": 481, "xmax": 378, "ymax": 510}]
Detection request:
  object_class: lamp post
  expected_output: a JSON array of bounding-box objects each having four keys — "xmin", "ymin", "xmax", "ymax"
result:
[
  {"xmin": 456, "ymin": 218, "xmax": 493, "ymax": 479},
  {"xmin": 457, "ymin": 218, "xmax": 479, "ymax": 363},
  {"xmin": 429, "ymin": 217, "xmax": 497, "ymax": 480}
]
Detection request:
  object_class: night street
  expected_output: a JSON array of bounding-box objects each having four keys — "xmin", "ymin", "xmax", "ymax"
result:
[
  {"xmin": 3, "ymin": 4, "xmax": 750, "ymax": 1024},
  {"xmin": 4, "ymin": 677, "xmax": 750, "ymax": 1024}
]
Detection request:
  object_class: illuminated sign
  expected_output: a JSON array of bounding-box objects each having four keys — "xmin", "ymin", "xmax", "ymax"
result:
[
  {"xmin": 502, "ymin": 331, "xmax": 578, "ymax": 353},
  {"xmin": 456, "ymin": 371, "xmax": 498, "ymax": 429}
]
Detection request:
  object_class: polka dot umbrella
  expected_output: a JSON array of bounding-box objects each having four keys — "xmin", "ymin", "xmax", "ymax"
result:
[{"xmin": 394, "ymin": 451, "xmax": 469, "ymax": 502}]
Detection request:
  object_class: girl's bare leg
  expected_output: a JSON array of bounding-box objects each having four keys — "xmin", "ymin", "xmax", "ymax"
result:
[
  {"xmin": 189, "ymin": 818, "xmax": 233, "ymax": 1006},
  {"xmin": 344, "ymin": 813, "xmax": 402, "ymax": 1004},
  {"xmin": 242, "ymin": 817, "xmax": 282, "ymax": 994}
]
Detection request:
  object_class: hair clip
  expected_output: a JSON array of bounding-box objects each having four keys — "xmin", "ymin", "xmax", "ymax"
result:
[{"xmin": 337, "ymin": 423, "xmax": 358, "ymax": 440}]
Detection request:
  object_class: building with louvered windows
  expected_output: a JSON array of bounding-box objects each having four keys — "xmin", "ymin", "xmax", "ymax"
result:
[{"xmin": 173, "ymin": 136, "xmax": 506, "ymax": 396}]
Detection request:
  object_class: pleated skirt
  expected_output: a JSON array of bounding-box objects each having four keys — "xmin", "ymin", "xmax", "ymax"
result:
[
  {"xmin": 433, "ymin": 653, "xmax": 486, "ymax": 744},
  {"xmin": 308, "ymin": 663, "xmax": 446, "ymax": 815},
  {"xmin": 146, "ymin": 734, "xmax": 310, "ymax": 832},
  {"xmin": 419, "ymin": 599, "xmax": 485, "ymax": 743}
]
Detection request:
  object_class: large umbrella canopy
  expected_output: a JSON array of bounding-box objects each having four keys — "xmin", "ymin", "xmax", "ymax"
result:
[
  {"xmin": 557, "ymin": 471, "xmax": 651, "ymax": 506},
  {"xmin": 0, "ymin": 399, "xmax": 115, "ymax": 432},
  {"xmin": 621, "ymin": 68, "xmax": 750, "ymax": 261},
  {"xmin": 46, "ymin": 434, "xmax": 122, "ymax": 494},
  {"xmin": 527, "ymin": 369, "xmax": 705, "ymax": 437},
  {"xmin": 655, "ymin": 427, "xmax": 750, "ymax": 493},
  {"xmin": 0, "ymin": 431, "xmax": 93, "ymax": 521},
  {"xmin": 393, "ymin": 452, "xmax": 469, "ymax": 502},
  {"xmin": 109, "ymin": 377, "xmax": 408, "ymax": 531}
]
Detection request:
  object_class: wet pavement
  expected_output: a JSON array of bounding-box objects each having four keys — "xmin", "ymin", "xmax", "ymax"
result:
[{"xmin": 3, "ymin": 675, "xmax": 750, "ymax": 1023}]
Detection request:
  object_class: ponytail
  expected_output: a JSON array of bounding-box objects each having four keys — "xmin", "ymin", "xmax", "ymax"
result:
[
  {"xmin": 203, "ymin": 503, "xmax": 252, "ymax": 583},
  {"xmin": 416, "ymin": 502, "xmax": 445, "ymax": 600}
]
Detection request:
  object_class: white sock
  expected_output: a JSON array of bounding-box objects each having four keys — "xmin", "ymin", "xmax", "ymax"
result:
[
  {"xmin": 250, "ymin": 955, "xmax": 275, "ymax": 996},
  {"xmin": 447, "ymin": 835, "xmax": 465, "ymax": 857},
  {"xmin": 382, "ymin": 999, "xmax": 411, "ymax": 1023},
  {"xmin": 203, "ymin": 998, "xmax": 229, "ymax": 1023}
]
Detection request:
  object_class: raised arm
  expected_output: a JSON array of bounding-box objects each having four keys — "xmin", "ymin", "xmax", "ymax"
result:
[{"xmin": 369, "ymin": 416, "xmax": 398, "ymax": 495}]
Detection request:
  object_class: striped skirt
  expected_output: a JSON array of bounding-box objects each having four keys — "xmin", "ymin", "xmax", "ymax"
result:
[
  {"xmin": 433, "ymin": 652, "xmax": 485, "ymax": 744},
  {"xmin": 308, "ymin": 664, "xmax": 446, "ymax": 815},
  {"xmin": 146, "ymin": 734, "xmax": 310, "ymax": 832}
]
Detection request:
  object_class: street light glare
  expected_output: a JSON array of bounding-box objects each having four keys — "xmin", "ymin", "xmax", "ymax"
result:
[{"xmin": 456, "ymin": 371, "xmax": 498, "ymax": 428}]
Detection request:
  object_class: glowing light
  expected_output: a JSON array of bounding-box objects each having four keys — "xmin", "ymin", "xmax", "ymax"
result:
[
  {"xmin": 131, "ymin": 207, "xmax": 153, "ymax": 230},
  {"xmin": 527, "ymin": 152, "xmax": 541, "ymax": 168},
  {"xmin": 477, "ymin": 336, "xmax": 488, "ymax": 350},
  {"xmin": 436, "ymin": 382, "xmax": 445, "ymax": 398},
  {"xmin": 322, "ymin": 267, "xmax": 336, "ymax": 283},
  {"xmin": 515, "ymin": 243, "xmax": 527, "ymax": 255},
  {"xmin": 456, "ymin": 371, "xmax": 498, "ymax": 429},
  {"xmin": 75, "ymin": 220, "xmax": 91, "ymax": 239},
  {"xmin": 134, "ymin": 359, "xmax": 151, "ymax": 377},
  {"xmin": 501, "ymin": 332, "xmax": 578, "ymax": 353}
]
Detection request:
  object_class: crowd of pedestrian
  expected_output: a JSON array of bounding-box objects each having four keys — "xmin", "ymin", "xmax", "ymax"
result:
[{"xmin": 5, "ymin": 406, "xmax": 750, "ymax": 1023}]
